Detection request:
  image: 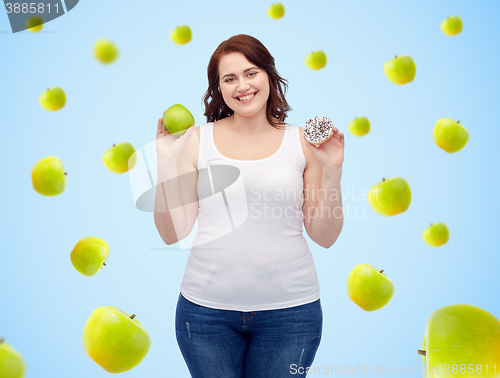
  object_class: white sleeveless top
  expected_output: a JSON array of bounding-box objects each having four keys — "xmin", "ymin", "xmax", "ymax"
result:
[{"xmin": 179, "ymin": 122, "xmax": 321, "ymax": 311}]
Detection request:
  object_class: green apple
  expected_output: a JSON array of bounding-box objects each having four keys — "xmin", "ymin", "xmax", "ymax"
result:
[
  {"xmin": 102, "ymin": 143, "xmax": 137, "ymax": 174},
  {"xmin": 39, "ymin": 87, "xmax": 66, "ymax": 111},
  {"xmin": 346, "ymin": 264, "xmax": 394, "ymax": 311},
  {"xmin": 25, "ymin": 16, "xmax": 43, "ymax": 32},
  {"xmin": 0, "ymin": 338, "xmax": 26, "ymax": 378},
  {"xmin": 94, "ymin": 39, "xmax": 119, "ymax": 64},
  {"xmin": 83, "ymin": 306, "xmax": 151, "ymax": 373},
  {"xmin": 162, "ymin": 104, "xmax": 195, "ymax": 136},
  {"xmin": 367, "ymin": 177, "xmax": 411, "ymax": 216},
  {"xmin": 31, "ymin": 156, "xmax": 67, "ymax": 196},
  {"xmin": 348, "ymin": 116, "xmax": 370, "ymax": 137},
  {"xmin": 170, "ymin": 25, "xmax": 192, "ymax": 45},
  {"xmin": 383, "ymin": 55, "xmax": 416, "ymax": 85},
  {"xmin": 418, "ymin": 304, "xmax": 500, "ymax": 378},
  {"xmin": 305, "ymin": 50, "xmax": 327, "ymax": 70},
  {"xmin": 267, "ymin": 3, "xmax": 285, "ymax": 19},
  {"xmin": 70, "ymin": 236, "xmax": 109, "ymax": 277},
  {"xmin": 433, "ymin": 118, "xmax": 469, "ymax": 153},
  {"xmin": 441, "ymin": 16, "xmax": 463, "ymax": 36},
  {"xmin": 422, "ymin": 222, "xmax": 449, "ymax": 247}
]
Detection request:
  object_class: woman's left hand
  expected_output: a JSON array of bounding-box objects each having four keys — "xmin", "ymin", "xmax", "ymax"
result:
[{"xmin": 304, "ymin": 127, "xmax": 344, "ymax": 171}]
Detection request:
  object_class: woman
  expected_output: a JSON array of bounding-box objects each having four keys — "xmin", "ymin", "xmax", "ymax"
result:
[{"xmin": 154, "ymin": 34, "xmax": 344, "ymax": 378}]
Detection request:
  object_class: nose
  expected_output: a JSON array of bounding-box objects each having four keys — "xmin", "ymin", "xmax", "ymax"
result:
[{"xmin": 237, "ymin": 78, "xmax": 251, "ymax": 92}]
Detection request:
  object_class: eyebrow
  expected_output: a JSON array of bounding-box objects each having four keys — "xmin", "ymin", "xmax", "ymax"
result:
[{"xmin": 221, "ymin": 67, "xmax": 259, "ymax": 80}]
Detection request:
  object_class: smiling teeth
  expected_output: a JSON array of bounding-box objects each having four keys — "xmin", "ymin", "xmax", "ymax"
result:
[{"xmin": 238, "ymin": 93, "xmax": 255, "ymax": 101}]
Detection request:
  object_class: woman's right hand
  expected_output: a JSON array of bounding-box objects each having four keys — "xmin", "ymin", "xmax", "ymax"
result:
[{"xmin": 156, "ymin": 115, "xmax": 195, "ymax": 160}]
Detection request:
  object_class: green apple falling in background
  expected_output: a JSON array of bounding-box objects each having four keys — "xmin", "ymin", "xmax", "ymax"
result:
[
  {"xmin": 384, "ymin": 55, "xmax": 416, "ymax": 85},
  {"xmin": 346, "ymin": 264, "xmax": 395, "ymax": 311},
  {"xmin": 170, "ymin": 25, "xmax": 192, "ymax": 45},
  {"xmin": 25, "ymin": 16, "xmax": 43, "ymax": 32},
  {"xmin": 267, "ymin": 3, "xmax": 285, "ymax": 19},
  {"xmin": 348, "ymin": 117, "xmax": 370, "ymax": 136},
  {"xmin": 162, "ymin": 104, "xmax": 195, "ymax": 136},
  {"xmin": 422, "ymin": 223, "xmax": 449, "ymax": 247},
  {"xmin": 433, "ymin": 118, "xmax": 469, "ymax": 153},
  {"xmin": 70, "ymin": 236, "xmax": 109, "ymax": 277},
  {"xmin": 305, "ymin": 50, "xmax": 327, "ymax": 70},
  {"xmin": 418, "ymin": 304, "xmax": 500, "ymax": 378},
  {"xmin": 441, "ymin": 16, "xmax": 463, "ymax": 36},
  {"xmin": 83, "ymin": 306, "xmax": 151, "ymax": 374},
  {"xmin": 31, "ymin": 156, "xmax": 67, "ymax": 196},
  {"xmin": 0, "ymin": 337, "xmax": 26, "ymax": 378},
  {"xmin": 39, "ymin": 87, "xmax": 66, "ymax": 111},
  {"xmin": 367, "ymin": 177, "xmax": 412, "ymax": 216},
  {"xmin": 102, "ymin": 143, "xmax": 137, "ymax": 174},
  {"xmin": 94, "ymin": 39, "xmax": 119, "ymax": 64}
]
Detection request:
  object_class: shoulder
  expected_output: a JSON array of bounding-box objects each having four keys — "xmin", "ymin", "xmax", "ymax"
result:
[{"xmin": 296, "ymin": 125, "xmax": 312, "ymax": 170}]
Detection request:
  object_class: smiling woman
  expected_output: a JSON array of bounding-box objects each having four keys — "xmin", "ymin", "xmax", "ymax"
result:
[{"xmin": 158, "ymin": 33, "xmax": 335, "ymax": 378}]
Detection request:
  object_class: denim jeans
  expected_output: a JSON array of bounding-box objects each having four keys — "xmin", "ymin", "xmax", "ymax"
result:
[{"xmin": 175, "ymin": 292, "xmax": 323, "ymax": 378}]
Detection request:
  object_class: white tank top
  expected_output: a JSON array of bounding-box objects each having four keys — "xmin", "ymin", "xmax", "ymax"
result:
[{"xmin": 179, "ymin": 122, "xmax": 321, "ymax": 311}]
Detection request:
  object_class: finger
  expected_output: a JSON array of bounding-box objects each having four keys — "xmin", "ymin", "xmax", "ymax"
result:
[
  {"xmin": 180, "ymin": 128, "xmax": 190, "ymax": 138},
  {"xmin": 175, "ymin": 126, "xmax": 191, "ymax": 141},
  {"xmin": 182, "ymin": 126, "xmax": 195, "ymax": 138},
  {"xmin": 157, "ymin": 118, "xmax": 164, "ymax": 138}
]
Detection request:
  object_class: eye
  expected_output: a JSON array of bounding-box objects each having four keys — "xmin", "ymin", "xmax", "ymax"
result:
[{"xmin": 224, "ymin": 72, "xmax": 257, "ymax": 83}]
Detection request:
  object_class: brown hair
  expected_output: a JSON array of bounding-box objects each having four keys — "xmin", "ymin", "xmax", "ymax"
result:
[{"xmin": 202, "ymin": 34, "xmax": 292, "ymax": 130}]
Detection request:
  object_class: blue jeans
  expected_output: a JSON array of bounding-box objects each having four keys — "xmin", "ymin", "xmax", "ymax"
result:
[{"xmin": 175, "ymin": 292, "xmax": 323, "ymax": 378}]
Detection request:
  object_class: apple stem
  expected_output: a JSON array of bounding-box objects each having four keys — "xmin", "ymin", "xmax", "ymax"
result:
[
  {"xmin": 457, "ymin": 120, "xmax": 460, "ymax": 124},
  {"xmin": 113, "ymin": 143, "xmax": 115, "ymax": 147},
  {"xmin": 418, "ymin": 350, "xmax": 426, "ymax": 356},
  {"xmin": 103, "ymin": 263, "xmax": 106, "ymax": 266},
  {"xmin": 430, "ymin": 223, "xmax": 433, "ymax": 226},
  {"xmin": 130, "ymin": 314, "xmax": 136, "ymax": 319},
  {"xmin": 394, "ymin": 55, "xmax": 397, "ymax": 59},
  {"xmin": 64, "ymin": 172, "xmax": 68, "ymax": 175},
  {"xmin": 379, "ymin": 269, "xmax": 384, "ymax": 274},
  {"xmin": 382, "ymin": 177, "xmax": 385, "ymax": 181},
  {"xmin": 0, "ymin": 337, "xmax": 4, "ymax": 344}
]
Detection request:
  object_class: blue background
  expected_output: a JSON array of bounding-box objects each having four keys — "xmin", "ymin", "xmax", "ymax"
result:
[{"xmin": 1, "ymin": 0, "xmax": 499, "ymax": 376}]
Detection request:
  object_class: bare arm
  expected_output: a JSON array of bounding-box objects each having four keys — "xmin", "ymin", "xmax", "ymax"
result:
[
  {"xmin": 154, "ymin": 158, "xmax": 187, "ymax": 245},
  {"xmin": 307, "ymin": 169, "xmax": 343, "ymax": 248},
  {"xmin": 301, "ymin": 126, "xmax": 344, "ymax": 249},
  {"xmin": 153, "ymin": 116, "xmax": 197, "ymax": 245}
]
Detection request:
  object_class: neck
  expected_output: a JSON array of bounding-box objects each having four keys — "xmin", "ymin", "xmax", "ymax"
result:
[{"xmin": 228, "ymin": 111, "xmax": 273, "ymax": 134}]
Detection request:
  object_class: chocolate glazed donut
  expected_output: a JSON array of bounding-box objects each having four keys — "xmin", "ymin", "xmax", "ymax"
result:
[{"xmin": 304, "ymin": 116, "xmax": 334, "ymax": 147}]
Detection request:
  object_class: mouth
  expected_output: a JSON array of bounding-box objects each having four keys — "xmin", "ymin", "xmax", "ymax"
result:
[{"xmin": 236, "ymin": 91, "xmax": 257, "ymax": 102}]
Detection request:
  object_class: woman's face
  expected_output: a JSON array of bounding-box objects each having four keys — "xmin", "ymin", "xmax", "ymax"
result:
[{"xmin": 218, "ymin": 52, "xmax": 270, "ymax": 117}]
